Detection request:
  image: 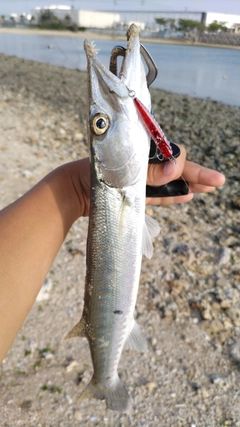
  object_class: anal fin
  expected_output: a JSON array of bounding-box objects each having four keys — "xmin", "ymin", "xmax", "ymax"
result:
[
  {"xmin": 124, "ymin": 320, "xmax": 148, "ymax": 352},
  {"xmin": 64, "ymin": 317, "xmax": 85, "ymax": 340}
]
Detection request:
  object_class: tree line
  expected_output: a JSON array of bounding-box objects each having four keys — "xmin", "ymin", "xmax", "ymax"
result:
[
  {"xmin": 0, "ymin": 13, "xmax": 230, "ymax": 34},
  {"xmin": 34, "ymin": 10, "xmax": 81, "ymax": 31},
  {"xmin": 0, "ymin": 10, "xmax": 85, "ymax": 32},
  {"xmin": 155, "ymin": 18, "xmax": 229, "ymax": 33}
]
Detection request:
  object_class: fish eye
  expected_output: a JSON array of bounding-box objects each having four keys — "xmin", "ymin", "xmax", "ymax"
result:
[{"xmin": 91, "ymin": 113, "xmax": 110, "ymax": 135}]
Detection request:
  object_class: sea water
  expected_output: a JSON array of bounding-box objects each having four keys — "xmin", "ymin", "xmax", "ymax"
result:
[{"xmin": 0, "ymin": 32, "xmax": 239, "ymax": 107}]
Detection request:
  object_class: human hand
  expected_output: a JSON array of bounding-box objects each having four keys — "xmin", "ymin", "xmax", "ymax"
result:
[
  {"xmin": 67, "ymin": 145, "xmax": 225, "ymax": 217},
  {"xmin": 146, "ymin": 144, "xmax": 226, "ymax": 206}
]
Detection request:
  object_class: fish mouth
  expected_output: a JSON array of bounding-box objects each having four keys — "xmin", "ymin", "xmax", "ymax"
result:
[
  {"xmin": 84, "ymin": 40, "xmax": 128, "ymax": 106},
  {"xmin": 84, "ymin": 24, "xmax": 147, "ymax": 106},
  {"xmin": 84, "ymin": 24, "xmax": 151, "ymax": 188}
]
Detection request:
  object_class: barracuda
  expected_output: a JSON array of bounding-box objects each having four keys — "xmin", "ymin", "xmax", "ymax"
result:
[{"xmin": 65, "ymin": 24, "xmax": 160, "ymax": 413}]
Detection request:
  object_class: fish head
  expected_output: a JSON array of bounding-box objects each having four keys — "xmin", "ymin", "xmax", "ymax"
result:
[{"xmin": 84, "ymin": 24, "xmax": 151, "ymax": 188}]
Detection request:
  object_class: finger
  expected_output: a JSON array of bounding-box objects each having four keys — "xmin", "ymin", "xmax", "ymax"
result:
[
  {"xmin": 147, "ymin": 144, "xmax": 186, "ymax": 187},
  {"xmin": 146, "ymin": 193, "xmax": 194, "ymax": 206},
  {"xmin": 182, "ymin": 161, "xmax": 226, "ymax": 188},
  {"xmin": 188, "ymin": 184, "xmax": 216, "ymax": 193}
]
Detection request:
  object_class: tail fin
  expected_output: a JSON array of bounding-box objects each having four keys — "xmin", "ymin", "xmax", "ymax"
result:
[{"xmin": 79, "ymin": 376, "xmax": 131, "ymax": 413}]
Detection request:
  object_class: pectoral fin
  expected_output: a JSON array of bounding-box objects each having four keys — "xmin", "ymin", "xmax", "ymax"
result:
[{"xmin": 142, "ymin": 214, "xmax": 160, "ymax": 259}]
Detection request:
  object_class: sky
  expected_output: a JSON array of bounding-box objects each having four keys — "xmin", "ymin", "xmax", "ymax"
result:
[{"xmin": 0, "ymin": 0, "xmax": 240, "ymax": 16}]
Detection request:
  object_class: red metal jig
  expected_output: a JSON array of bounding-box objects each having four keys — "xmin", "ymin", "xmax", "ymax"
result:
[{"xmin": 133, "ymin": 96, "xmax": 173, "ymax": 160}]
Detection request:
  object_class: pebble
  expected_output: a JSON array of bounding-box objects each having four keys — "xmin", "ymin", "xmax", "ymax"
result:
[
  {"xmin": 163, "ymin": 302, "xmax": 178, "ymax": 317},
  {"xmin": 65, "ymin": 394, "xmax": 73, "ymax": 404},
  {"xmin": 36, "ymin": 276, "xmax": 53, "ymax": 302},
  {"xmin": 74, "ymin": 131, "xmax": 84, "ymax": 141},
  {"xmin": 66, "ymin": 360, "xmax": 79, "ymax": 373},
  {"xmin": 73, "ymin": 410, "xmax": 82, "ymax": 421},
  {"xmin": 146, "ymin": 382, "xmax": 157, "ymax": 393},
  {"xmin": 21, "ymin": 169, "xmax": 33, "ymax": 179},
  {"xmin": 209, "ymin": 373, "xmax": 225, "ymax": 386},
  {"xmin": 230, "ymin": 342, "xmax": 240, "ymax": 362},
  {"xmin": 218, "ymin": 247, "xmax": 231, "ymax": 265}
]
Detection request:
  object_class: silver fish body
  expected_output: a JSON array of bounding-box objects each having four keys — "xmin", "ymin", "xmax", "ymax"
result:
[{"xmin": 66, "ymin": 24, "xmax": 159, "ymax": 413}]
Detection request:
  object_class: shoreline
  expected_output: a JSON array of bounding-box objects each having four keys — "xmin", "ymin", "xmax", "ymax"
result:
[
  {"xmin": 0, "ymin": 50, "xmax": 239, "ymax": 109},
  {"xmin": 0, "ymin": 51, "xmax": 238, "ymax": 108},
  {"xmin": 1, "ymin": 27, "xmax": 240, "ymax": 50}
]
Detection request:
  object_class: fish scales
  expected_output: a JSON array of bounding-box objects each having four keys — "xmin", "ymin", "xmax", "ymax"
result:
[
  {"xmin": 85, "ymin": 181, "xmax": 144, "ymax": 372},
  {"xmin": 65, "ymin": 23, "xmax": 160, "ymax": 413}
]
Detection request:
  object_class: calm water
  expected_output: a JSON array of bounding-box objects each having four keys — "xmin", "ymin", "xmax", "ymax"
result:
[{"xmin": 0, "ymin": 33, "xmax": 240, "ymax": 106}]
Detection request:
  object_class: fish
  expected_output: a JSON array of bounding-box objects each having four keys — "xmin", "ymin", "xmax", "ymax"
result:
[{"xmin": 65, "ymin": 23, "xmax": 160, "ymax": 413}]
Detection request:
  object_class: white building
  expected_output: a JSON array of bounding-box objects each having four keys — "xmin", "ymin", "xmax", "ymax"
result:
[
  {"xmin": 32, "ymin": 6, "xmax": 121, "ymax": 29},
  {"xmin": 205, "ymin": 12, "xmax": 240, "ymax": 29},
  {"xmin": 77, "ymin": 10, "xmax": 120, "ymax": 29},
  {"xmin": 118, "ymin": 11, "xmax": 206, "ymax": 31},
  {"xmin": 31, "ymin": 7, "xmax": 240, "ymax": 32}
]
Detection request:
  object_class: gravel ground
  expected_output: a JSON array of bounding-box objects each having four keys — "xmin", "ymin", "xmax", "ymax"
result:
[{"xmin": 0, "ymin": 53, "xmax": 239, "ymax": 427}]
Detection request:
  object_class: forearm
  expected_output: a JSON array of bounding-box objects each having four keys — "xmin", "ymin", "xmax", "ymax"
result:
[{"xmin": 0, "ymin": 161, "xmax": 84, "ymax": 362}]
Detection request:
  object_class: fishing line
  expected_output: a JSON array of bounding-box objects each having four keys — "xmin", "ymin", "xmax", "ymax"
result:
[
  {"xmin": 168, "ymin": 155, "xmax": 229, "ymax": 257},
  {"xmin": 127, "ymin": 86, "xmax": 228, "ymax": 256}
]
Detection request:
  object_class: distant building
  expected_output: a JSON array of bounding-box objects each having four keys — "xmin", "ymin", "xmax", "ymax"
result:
[
  {"xmin": 31, "ymin": 6, "xmax": 121, "ymax": 29},
  {"xmin": 232, "ymin": 23, "xmax": 240, "ymax": 33},
  {"xmin": 77, "ymin": 10, "xmax": 121, "ymax": 29},
  {"xmin": 30, "ymin": 7, "xmax": 240, "ymax": 32},
  {"xmin": 118, "ymin": 11, "xmax": 206, "ymax": 31},
  {"xmin": 205, "ymin": 12, "xmax": 240, "ymax": 29}
]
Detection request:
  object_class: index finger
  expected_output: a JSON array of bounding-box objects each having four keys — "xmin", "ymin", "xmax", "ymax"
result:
[{"xmin": 182, "ymin": 161, "xmax": 226, "ymax": 188}]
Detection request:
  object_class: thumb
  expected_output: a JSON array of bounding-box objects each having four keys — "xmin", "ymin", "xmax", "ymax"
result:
[{"xmin": 147, "ymin": 144, "xmax": 186, "ymax": 187}]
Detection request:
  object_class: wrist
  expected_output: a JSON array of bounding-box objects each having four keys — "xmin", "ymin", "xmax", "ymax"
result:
[{"xmin": 57, "ymin": 158, "xmax": 90, "ymax": 221}]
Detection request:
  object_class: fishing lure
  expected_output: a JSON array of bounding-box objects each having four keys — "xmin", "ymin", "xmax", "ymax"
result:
[
  {"xmin": 130, "ymin": 93, "xmax": 173, "ymax": 160},
  {"xmin": 110, "ymin": 44, "xmax": 173, "ymax": 161}
]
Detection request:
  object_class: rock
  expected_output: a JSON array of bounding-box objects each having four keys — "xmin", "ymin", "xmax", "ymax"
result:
[
  {"xmin": 146, "ymin": 382, "xmax": 157, "ymax": 393},
  {"xmin": 20, "ymin": 400, "xmax": 32, "ymax": 410},
  {"xmin": 218, "ymin": 247, "xmax": 231, "ymax": 265},
  {"xmin": 163, "ymin": 302, "xmax": 178, "ymax": 317},
  {"xmin": 201, "ymin": 308, "xmax": 212, "ymax": 320},
  {"xmin": 21, "ymin": 169, "xmax": 33, "ymax": 179},
  {"xmin": 224, "ymin": 236, "xmax": 239, "ymax": 247},
  {"xmin": 58, "ymin": 127, "xmax": 66, "ymax": 137},
  {"xmin": 205, "ymin": 320, "xmax": 225, "ymax": 334},
  {"xmin": 36, "ymin": 276, "xmax": 52, "ymax": 302},
  {"xmin": 74, "ymin": 410, "xmax": 82, "ymax": 421},
  {"xmin": 230, "ymin": 342, "xmax": 240, "ymax": 362},
  {"xmin": 220, "ymin": 299, "xmax": 231, "ymax": 309},
  {"xmin": 66, "ymin": 360, "xmax": 79, "ymax": 373},
  {"xmin": 74, "ymin": 131, "xmax": 84, "ymax": 141},
  {"xmin": 209, "ymin": 374, "xmax": 227, "ymax": 389}
]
